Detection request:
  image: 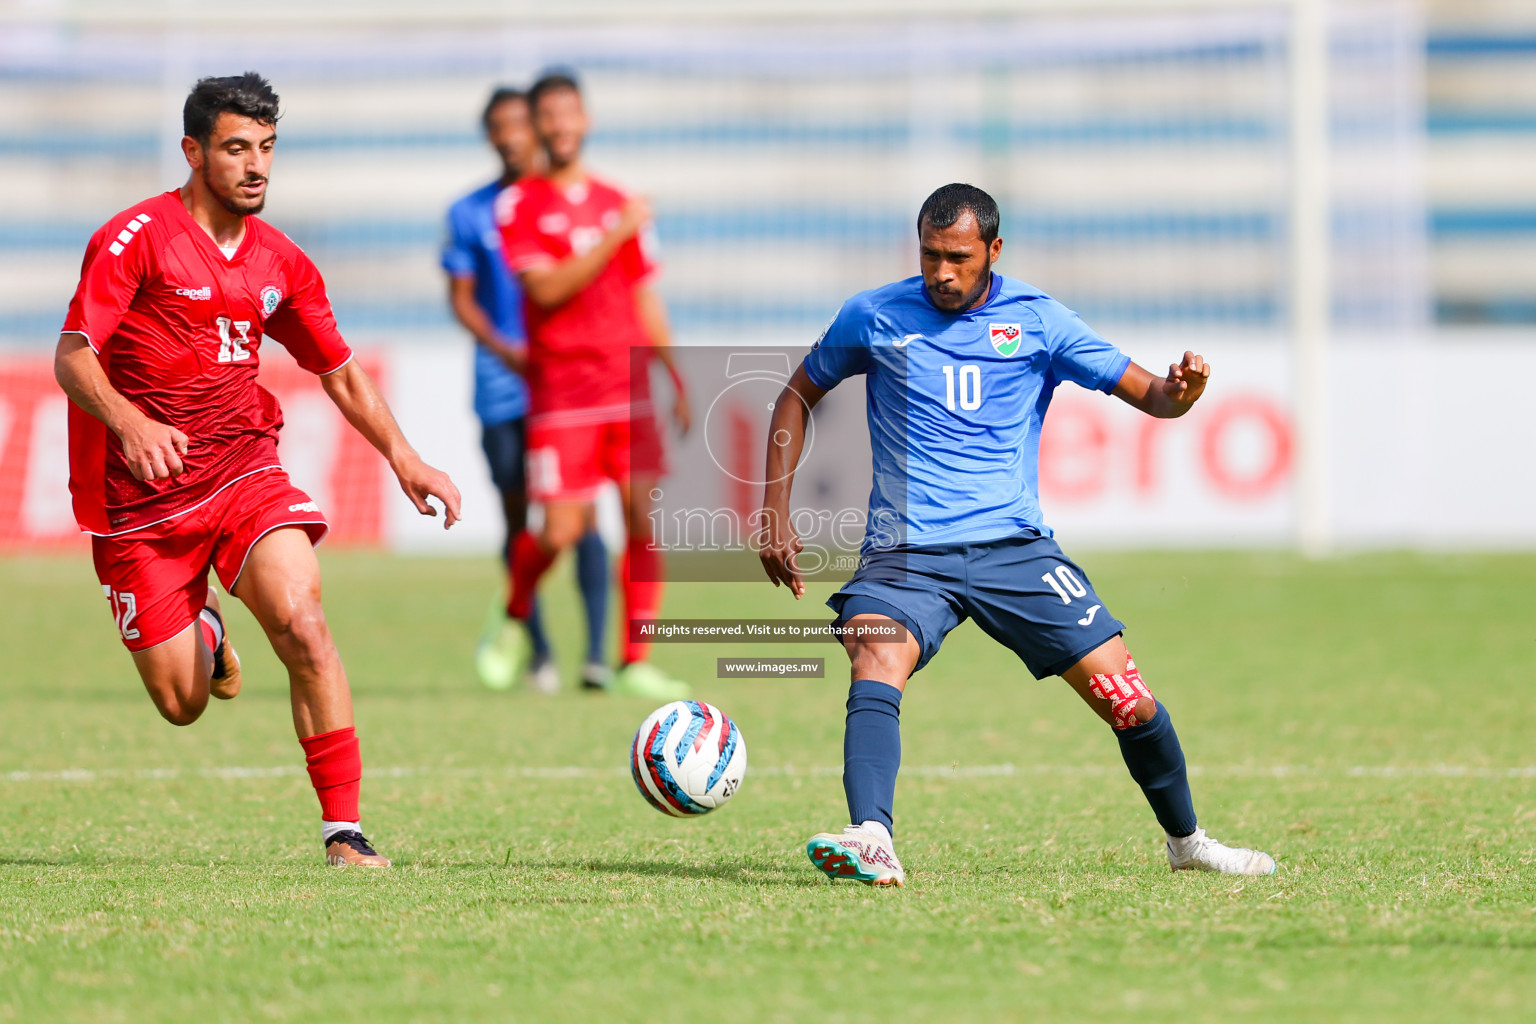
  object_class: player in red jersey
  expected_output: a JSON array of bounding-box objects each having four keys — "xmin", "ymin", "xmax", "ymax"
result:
[
  {"xmin": 52, "ymin": 73, "xmax": 461, "ymax": 868},
  {"xmin": 497, "ymin": 71, "xmax": 690, "ymax": 699}
]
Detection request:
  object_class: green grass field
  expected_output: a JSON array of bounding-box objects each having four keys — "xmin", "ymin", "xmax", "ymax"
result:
[{"xmin": 2, "ymin": 550, "xmax": 1534, "ymax": 1023}]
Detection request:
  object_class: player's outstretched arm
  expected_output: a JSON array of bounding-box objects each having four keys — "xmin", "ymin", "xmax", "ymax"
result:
[
  {"xmin": 757, "ymin": 364, "xmax": 827, "ymax": 599},
  {"xmin": 1112, "ymin": 351, "xmax": 1211, "ymax": 418},
  {"xmin": 319, "ymin": 360, "xmax": 462, "ymax": 529},
  {"xmin": 518, "ymin": 197, "xmax": 650, "ymax": 309},
  {"xmin": 54, "ymin": 333, "xmax": 189, "ymax": 481}
]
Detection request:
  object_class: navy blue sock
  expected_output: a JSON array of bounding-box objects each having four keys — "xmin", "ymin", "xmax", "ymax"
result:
[
  {"xmin": 574, "ymin": 529, "xmax": 609, "ymax": 664},
  {"xmin": 525, "ymin": 596, "xmax": 551, "ymax": 660},
  {"xmin": 1115, "ymin": 702, "xmax": 1198, "ymax": 837},
  {"xmin": 843, "ymin": 679, "xmax": 903, "ymax": 835}
]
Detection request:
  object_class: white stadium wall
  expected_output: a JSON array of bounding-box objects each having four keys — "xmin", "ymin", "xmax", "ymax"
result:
[
  {"xmin": 1037, "ymin": 333, "xmax": 1536, "ymax": 550},
  {"xmin": 373, "ymin": 333, "xmax": 1536, "ymax": 555},
  {"xmin": 369, "ymin": 334, "xmax": 1536, "ymax": 554},
  {"xmin": 2, "ymin": 334, "xmax": 1532, "ymax": 555}
]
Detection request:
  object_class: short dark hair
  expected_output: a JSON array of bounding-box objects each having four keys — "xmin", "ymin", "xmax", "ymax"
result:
[
  {"xmin": 918, "ymin": 183, "xmax": 1000, "ymax": 245},
  {"xmin": 528, "ymin": 69, "xmax": 581, "ymax": 112},
  {"xmin": 481, "ymin": 86, "xmax": 526, "ymax": 130},
  {"xmin": 183, "ymin": 72, "xmax": 280, "ymax": 144}
]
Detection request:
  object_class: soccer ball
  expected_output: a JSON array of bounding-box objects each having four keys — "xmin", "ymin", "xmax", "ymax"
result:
[{"xmin": 630, "ymin": 701, "xmax": 747, "ymax": 816}]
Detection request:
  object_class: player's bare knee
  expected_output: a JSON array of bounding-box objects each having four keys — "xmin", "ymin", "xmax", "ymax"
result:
[
  {"xmin": 541, "ymin": 519, "xmax": 584, "ymax": 552},
  {"xmin": 844, "ymin": 634, "xmax": 917, "ymax": 687},
  {"xmin": 159, "ymin": 705, "xmax": 202, "ymax": 727},
  {"xmin": 1087, "ymin": 654, "xmax": 1158, "ymax": 730},
  {"xmin": 266, "ymin": 604, "xmax": 335, "ymax": 671},
  {"xmin": 846, "ymin": 642, "xmax": 889, "ymax": 681},
  {"xmin": 154, "ymin": 693, "xmax": 207, "ymax": 727},
  {"xmin": 136, "ymin": 659, "xmax": 207, "ymax": 726},
  {"xmin": 285, "ymin": 615, "xmax": 334, "ymax": 670}
]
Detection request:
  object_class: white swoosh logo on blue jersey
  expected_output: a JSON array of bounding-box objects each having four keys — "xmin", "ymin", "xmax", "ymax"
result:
[
  {"xmin": 894, "ymin": 333, "xmax": 923, "ymax": 347},
  {"xmin": 1077, "ymin": 604, "xmax": 1102, "ymax": 626}
]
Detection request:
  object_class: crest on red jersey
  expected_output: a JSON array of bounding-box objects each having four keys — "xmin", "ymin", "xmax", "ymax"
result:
[
  {"xmin": 989, "ymin": 323, "xmax": 1022, "ymax": 357},
  {"xmin": 260, "ymin": 286, "xmax": 282, "ymax": 318}
]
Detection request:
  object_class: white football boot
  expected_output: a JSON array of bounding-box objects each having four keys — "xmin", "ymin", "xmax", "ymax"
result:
[
  {"xmin": 806, "ymin": 821, "xmax": 906, "ymax": 887},
  {"xmin": 525, "ymin": 656, "xmax": 560, "ymax": 696},
  {"xmin": 1166, "ymin": 827, "xmax": 1277, "ymax": 875}
]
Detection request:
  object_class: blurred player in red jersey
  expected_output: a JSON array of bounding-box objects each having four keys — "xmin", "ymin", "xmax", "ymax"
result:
[
  {"xmin": 52, "ymin": 73, "xmax": 462, "ymax": 868},
  {"xmin": 497, "ymin": 70, "xmax": 691, "ymax": 699},
  {"xmin": 443, "ymin": 86, "xmax": 612, "ymax": 694}
]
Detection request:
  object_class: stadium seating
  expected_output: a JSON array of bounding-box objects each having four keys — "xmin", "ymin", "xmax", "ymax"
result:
[{"xmin": 1, "ymin": 1, "xmax": 1533, "ymax": 349}]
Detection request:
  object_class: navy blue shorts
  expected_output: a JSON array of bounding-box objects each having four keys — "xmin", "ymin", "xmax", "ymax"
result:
[
  {"xmin": 827, "ymin": 532, "xmax": 1126, "ymax": 679},
  {"xmin": 480, "ymin": 417, "xmax": 528, "ymax": 497}
]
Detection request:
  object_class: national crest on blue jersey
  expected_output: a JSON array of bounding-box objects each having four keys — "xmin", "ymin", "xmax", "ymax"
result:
[
  {"xmin": 260, "ymin": 285, "xmax": 282, "ymax": 318},
  {"xmin": 989, "ymin": 323, "xmax": 1022, "ymax": 357}
]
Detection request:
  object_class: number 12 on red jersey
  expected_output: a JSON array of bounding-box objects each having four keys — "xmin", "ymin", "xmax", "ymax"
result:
[{"xmin": 216, "ymin": 316, "xmax": 252, "ymax": 363}]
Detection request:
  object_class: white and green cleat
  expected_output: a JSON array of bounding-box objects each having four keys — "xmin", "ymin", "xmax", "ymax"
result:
[
  {"xmin": 806, "ymin": 821, "xmax": 906, "ymax": 887},
  {"xmin": 1166, "ymin": 827, "xmax": 1277, "ymax": 875},
  {"xmin": 475, "ymin": 600, "xmax": 532, "ymax": 692},
  {"xmin": 611, "ymin": 661, "xmax": 691, "ymax": 700}
]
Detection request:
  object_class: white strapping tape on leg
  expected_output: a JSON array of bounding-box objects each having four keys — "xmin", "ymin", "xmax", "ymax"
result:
[{"xmin": 197, "ymin": 607, "xmax": 225, "ymax": 650}]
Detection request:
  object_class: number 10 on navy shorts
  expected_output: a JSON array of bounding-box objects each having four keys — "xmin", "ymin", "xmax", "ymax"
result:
[{"xmin": 827, "ymin": 532, "xmax": 1126, "ymax": 679}]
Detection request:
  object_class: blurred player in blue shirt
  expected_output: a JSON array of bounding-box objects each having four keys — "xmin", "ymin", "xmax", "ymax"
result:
[
  {"xmin": 443, "ymin": 86, "xmax": 609, "ymax": 694},
  {"xmin": 760, "ymin": 184, "xmax": 1276, "ymax": 886}
]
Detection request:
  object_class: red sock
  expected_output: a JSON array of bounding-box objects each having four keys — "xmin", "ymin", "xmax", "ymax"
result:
[
  {"xmin": 622, "ymin": 538, "xmax": 664, "ymax": 664},
  {"xmin": 300, "ymin": 726, "xmax": 362, "ymax": 822},
  {"xmin": 506, "ymin": 529, "xmax": 557, "ymax": 620}
]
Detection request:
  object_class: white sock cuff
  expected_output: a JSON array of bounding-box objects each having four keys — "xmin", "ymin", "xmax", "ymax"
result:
[
  {"xmin": 322, "ymin": 820, "xmax": 361, "ymax": 842},
  {"xmin": 198, "ymin": 607, "xmax": 225, "ymax": 649},
  {"xmin": 859, "ymin": 820, "xmax": 893, "ymax": 843}
]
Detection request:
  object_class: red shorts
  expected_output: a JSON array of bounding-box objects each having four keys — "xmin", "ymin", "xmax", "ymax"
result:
[
  {"xmin": 526, "ymin": 414, "xmax": 666, "ymax": 503},
  {"xmin": 92, "ymin": 469, "xmax": 328, "ymax": 652}
]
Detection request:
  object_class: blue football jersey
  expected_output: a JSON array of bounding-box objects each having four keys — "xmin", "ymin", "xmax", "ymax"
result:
[
  {"xmin": 442, "ymin": 180, "xmax": 529, "ymax": 425},
  {"xmin": 803, "ymin": 273, "xmax": 1130, "ymax": 549}
]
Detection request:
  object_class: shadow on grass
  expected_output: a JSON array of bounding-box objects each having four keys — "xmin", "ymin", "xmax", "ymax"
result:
[{"xmin": 423, "ymin": 856, "xmax": 815, "ymax": 888}]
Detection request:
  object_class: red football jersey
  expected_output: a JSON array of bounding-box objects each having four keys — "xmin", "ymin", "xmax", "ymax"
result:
[
  {"xmin": 497, "ymin": 174, "xmax": 657, "ymax": 422},
  {"xmin": 61, "ymin": 190, "xmax": 352, "ymax": 536}
]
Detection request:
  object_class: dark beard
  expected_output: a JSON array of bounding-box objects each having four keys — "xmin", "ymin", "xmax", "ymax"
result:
[
  {"xmin": 545, "ymin": 138, "xmax": 583, "ymax": 172},
  {"xmin": 206, "ymin": 166, "xmax": 265, "ymax": 216},
  {"xmin": 929, "ymin": 255, "xmax": 992, "ymax": 312},
  {"xmin": 957, "ymin": 256, "xmax": 993, "ymax": 310}
]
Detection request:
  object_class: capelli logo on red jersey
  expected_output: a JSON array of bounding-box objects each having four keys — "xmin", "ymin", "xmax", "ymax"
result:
[{"xmin": 175, "ymin": 286, "xmax": 212, "ymax": 300}]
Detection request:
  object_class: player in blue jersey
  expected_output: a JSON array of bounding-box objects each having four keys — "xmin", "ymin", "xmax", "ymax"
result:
[
  {"xmin": 759, "ymin": 184, "xmax": 1276, "ymax": 886},
  {"xmin": 443, "ymin": 86, "xmax": 610, "ymax": 694}
]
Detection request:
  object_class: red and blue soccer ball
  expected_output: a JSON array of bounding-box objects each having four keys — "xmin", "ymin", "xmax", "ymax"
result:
[{"xmin": 631, "ymin": 701, "xmax": 747, "ymax": 816}]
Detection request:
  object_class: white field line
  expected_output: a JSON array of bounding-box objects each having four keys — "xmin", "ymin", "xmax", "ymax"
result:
[{"xmin": 3, "ymin": 763, "xmax": 1535, "ymax": 784}]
